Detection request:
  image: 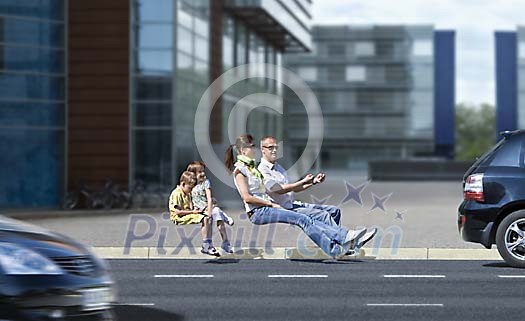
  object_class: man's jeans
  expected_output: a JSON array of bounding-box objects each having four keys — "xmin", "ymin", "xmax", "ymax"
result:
[
  {"xmin": 291, "ymin": 201, "xmax": 341, "ymax": 227},
  {"xmin": 249, "ymin": 206, "xmax": 348, "ymax": 257}
]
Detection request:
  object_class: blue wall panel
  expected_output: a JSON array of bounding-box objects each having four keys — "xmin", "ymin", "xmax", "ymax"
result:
[
  {"xmin": 495, "ymin": 32, "xmax": 518, "ymax": 135},
  {"xmin": 0, "ymin": 129, "xmax": 63, "ymax": 208},
  {"xmin": 434, "ymin": 31, "xmax": 456, "ymax": 159}
]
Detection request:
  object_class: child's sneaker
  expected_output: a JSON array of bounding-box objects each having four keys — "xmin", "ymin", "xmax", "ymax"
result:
[
  {"xmin": 221, "ymin": 213, "xmax": 235, "ymax": 226},
  {"xmin": 201, "ymin": 244, "xmax": 220, "ymax": 257},
  {"xmin": 221, "ymin": 242, "xmax": 233, "ymax": 254}
]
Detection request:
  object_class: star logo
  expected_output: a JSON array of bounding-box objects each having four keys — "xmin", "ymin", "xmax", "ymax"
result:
[
  {"xmin": 310, "ymin": 195, "xmax": 332, "ymax": 205},
  {"xmin": 369, "ymin": 193, "xmax": 393, "ymax": 213},
  {"xmin": 395, "ymin": 211, "xmax": 405, "ymax": 221},
  {"xmin": 340, "ymin": 181, "xmax": 368, "ymax": 206}
]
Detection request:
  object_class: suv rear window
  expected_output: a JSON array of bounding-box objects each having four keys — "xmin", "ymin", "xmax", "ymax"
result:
[
  {"xmin": 470, "ymin": 138, "xmax": 505, "ymax": 168},
  {"xmin": 481, "ymin": 136, "xmax": 524, "ymax": 167}
]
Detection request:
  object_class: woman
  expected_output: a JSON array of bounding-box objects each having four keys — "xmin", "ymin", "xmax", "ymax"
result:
[{"xmin": 225, "ymin": 134, "xmax": 366, "ymax": 259}]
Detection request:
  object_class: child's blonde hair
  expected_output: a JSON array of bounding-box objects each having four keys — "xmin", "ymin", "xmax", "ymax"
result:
[{"xmin": 179, "ymin": 171, "xmax": 197, "ymax": 186}]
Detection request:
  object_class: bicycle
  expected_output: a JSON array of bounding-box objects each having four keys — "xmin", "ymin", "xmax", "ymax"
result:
[{"xmin": 62, "ymin": 182, "xmax": 113, "ymax": 210}]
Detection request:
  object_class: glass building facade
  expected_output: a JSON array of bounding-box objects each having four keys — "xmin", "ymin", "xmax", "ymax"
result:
[
  {"xmin": 220, "ymin": 12, "xmax": 283, "ymax": 148},
  {"xmin": 130, "ymin": 0, "xmax": 311, "ymax": 195},
  {"xmin": 284, "ymin": 25, "xmax": 454, "ymax": 173},
  {"xmin": 0, "ymin": 0, "xmax": 66, "ymax": 208},
  {"xmin": 0, "ymin": 0, "xmax": 311, "ymax": 208},
  {"xmin": 130, "ymin": 0, "xmax": 210, "ymax": 193}
]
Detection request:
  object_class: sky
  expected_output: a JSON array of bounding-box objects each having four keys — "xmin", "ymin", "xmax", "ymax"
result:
[{"xmin": 312, "ymin": 0, "xmax": 525, "ymax": 106}]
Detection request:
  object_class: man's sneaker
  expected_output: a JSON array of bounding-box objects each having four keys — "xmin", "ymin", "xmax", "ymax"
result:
[
  {"xmin": 331, "ymin": 243, "xmax": 346, "ymax": 259},
  {"xmin": 222, "ymin": 213, "xmax": 235, "ymax": 226},
  {"xmin": 355, "ymin": 228, "xmax": 378, "ymax": 249},
  {"xmin": 335, "ymin": 228, "xmax": 366, "ymax": 259},
  {"xmin": 221, "ymin": 242, "xmax": 233, "ymax": 254},
  {"xmin": 343, "ymin": 228, "xmax": 367, "ymax": 247},
  {"xmin": 345, "ymin": 228, "xmax": 378, "ymax": 255}
]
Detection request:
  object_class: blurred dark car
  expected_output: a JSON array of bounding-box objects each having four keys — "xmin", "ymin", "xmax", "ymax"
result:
[
  {"xmin": 0, "ymin": 215, "xmax": 117, "ymax": 320},
  {"xmin": 459, "ymin": 130, "xmax": 525, "ymax": 268}
]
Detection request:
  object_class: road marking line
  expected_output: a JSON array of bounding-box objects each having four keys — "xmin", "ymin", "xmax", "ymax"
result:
[
  {"xmin": 384, "ymin": 275, "xmax": 446, "ymax": 278},
  {"xmin": 498, "ymin": 275, "xmax": 525, "ymax": 278},
  {"xmin": 154, "ymin": 275, "xmax": 214, "ymax": 278},
  {"xmin": 367, "ymin": 304, "xmax": 444, "ymax": 307},
  {"xmin": 114, "ymin": 303, "xmax": 156, "ymax": 306},
  {"xmin": 268, "ymin": 275, "xmax": 328, "ymax": 278}
]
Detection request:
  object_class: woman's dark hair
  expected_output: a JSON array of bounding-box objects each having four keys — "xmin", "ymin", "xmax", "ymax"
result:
[{"xmin": 224, "ymin": 134, "xmax": 254, "ymax": 174}]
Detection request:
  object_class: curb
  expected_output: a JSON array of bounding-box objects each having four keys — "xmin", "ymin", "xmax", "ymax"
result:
[{"xmin": 92, "ymin": 247, "xmax": 503, "ymax": 261}]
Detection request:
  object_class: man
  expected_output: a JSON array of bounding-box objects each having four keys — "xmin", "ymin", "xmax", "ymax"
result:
[{"xmin": 258, "ymin": 136, "xmax": 377, "ymax": 250}]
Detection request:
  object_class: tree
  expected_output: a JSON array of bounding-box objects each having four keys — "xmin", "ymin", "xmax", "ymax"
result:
[{"xmin": 455, "ymin": 103, "xmax": 496, "ymax": 161}]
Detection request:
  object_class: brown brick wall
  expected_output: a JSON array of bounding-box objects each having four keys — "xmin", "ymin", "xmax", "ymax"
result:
[
  {"xmin": 68, "ymin": 0, "xmax": 130, "ymax": 189},
  {"xmin": 209, "ymin": 0, "xmax": 223, "ymax": 144}
]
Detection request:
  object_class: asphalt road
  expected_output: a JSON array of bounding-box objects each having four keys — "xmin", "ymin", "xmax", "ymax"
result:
[{"xmin": 110, "ymin": 259, "xmax": 524, "ymax": 321}]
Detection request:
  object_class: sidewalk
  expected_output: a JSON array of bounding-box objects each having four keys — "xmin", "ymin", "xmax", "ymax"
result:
[{"xmin": 1, "ymin": 181, "xmax": 502, "ymax": 261}]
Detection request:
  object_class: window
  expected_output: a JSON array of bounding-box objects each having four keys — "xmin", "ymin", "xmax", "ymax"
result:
[
  {"xmin": 235, "ymin": 23, "xmax": 247, "ymax": 66},
  {"xmin": 2, "ymin": 19, "xmax": 64, "ymax": 47},
  {"xmin": 489, "ymin": 138, "xmax": 522, "ymax": 167},
  {"xmin": 177, "ymin": 26, "xmax": 192, "ymax": 54},
  {"xmin": 354, "ymin": 42, "xmax": 375, "ymax": 56},
  {"xmin": 4, "ymin": 47, "xmax": 65, "ymax": 74},
  {"xmin": 137, "ymin": 24, "xmax": 173, "ymax": 48},
  {"xmin": 376, "ymin": 41, "xmax": 395, "ymax": 58},
  {"xmin": 134, "ymin": 102, "xmax": 172, "ymax": 127},
  {"xmin": 177, "ymin": 1, "xmax": 193, "ymax": 28},
  {"xmin": 137, "ymin": 50, "xmax": 173, "ymax": 74},
  {"xmin": 134, "ymin": 129, "xmax": 172, "ymax": 187},
  {"xmin": 222, "ymin": 16, "xmax": 234, "ymax": 71},
  {"xmin": 134, "ymin": 76, "xmax": 172, "ymax": 100},
  {"xmin": 135, "ymin": 0, "xmax": 173, "ymax": 22},
  {"xmin": 327, "ymin": 44, "xmax": 345, "ymax": 56},
  {"xmin": 520, "ymin": 41, "xmax": 525, "ymax": 59},
  {"xmin": 346, "ymin": 66, "xmax": 366, "ymax": 82},
  {"xmin": 177, "ymin": 51, "xmax": 192, "ymax": 70},
  {"xmin": 194, "ymin": 14, "xmax": 209, "ymax": 38},
  {"xmin": 327, "ymin": 66, "xmax": 345, "ymax": 81},
  {"xmin": 248, "ymin": 32, "xmax": 257, "ymax": 76},
  {"xmin": 412, "ymin": 40, "xmax": 433, "ymax": 56},
  {"xmin": 0, "ymin": 0, "xmax": 65, "ymax": 21},
  {"xmin": 0, "ymin": 17, "xmax": 4, "ymax": 71},
  {"xmin": 194, "ymin": 36, "xmax": 208, "ymax": 61},
  {"xmin": 297, "ymin": 66, "xmax": 317, "ymax": 81},
  {"xmin": 310, "ymin": 43, "xmax": 317, "ymax": 55}
]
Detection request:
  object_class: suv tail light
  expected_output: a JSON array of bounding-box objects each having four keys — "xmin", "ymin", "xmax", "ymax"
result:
[{"xmin": 464, "ymin": 173, "xmax": 484, "ymax": 202}]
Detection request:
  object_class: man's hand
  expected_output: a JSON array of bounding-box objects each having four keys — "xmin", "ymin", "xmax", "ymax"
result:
[
  {"xmin": 270, "ymin": 203, "xmax": 282, "ymax": 209},
  {"xmin": 313, "ymin": 172, "xmax": 326, "ymax": 185},
  {"xmin": 301, "ymin": 174, "xmax": 315, "ymax": 184}
]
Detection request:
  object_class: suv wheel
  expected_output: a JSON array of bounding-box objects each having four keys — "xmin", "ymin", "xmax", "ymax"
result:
[{"xmin": 496, "ymin": 210, "xmax": 525, "ymax": 268}]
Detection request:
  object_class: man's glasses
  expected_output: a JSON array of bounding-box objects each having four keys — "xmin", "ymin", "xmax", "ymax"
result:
[{"xmin": 262, "ymin": 145, "xmax": 278, "ymax": 151}]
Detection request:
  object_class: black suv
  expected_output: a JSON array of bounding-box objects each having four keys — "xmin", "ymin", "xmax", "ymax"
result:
[{"xmin": 459, "ymin": 130, "xmax": 525, "ymax": 267}]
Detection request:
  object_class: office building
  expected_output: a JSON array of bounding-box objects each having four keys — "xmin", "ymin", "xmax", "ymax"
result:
[
  {"xmin": 284, "ymin": 25, "xmax": 455, "ymax": 173},
  {"xmin": 0, "ymin": 0, "xmax": 312, "ymax": 208}
]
